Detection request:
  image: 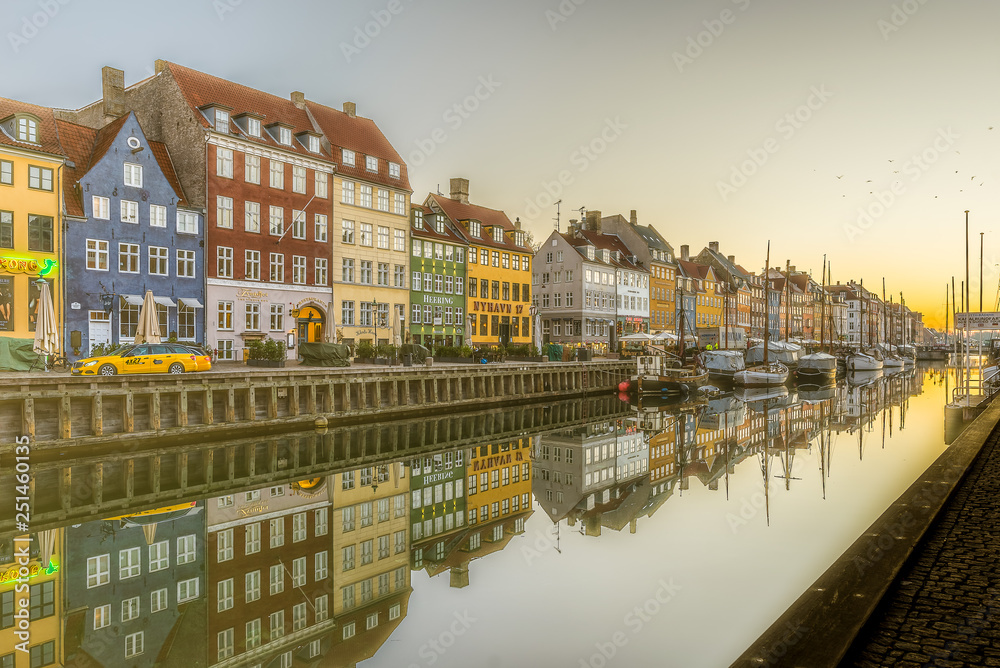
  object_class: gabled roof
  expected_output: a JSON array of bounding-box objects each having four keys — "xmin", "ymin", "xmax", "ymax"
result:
[
  {"xmin": 575, "ymin": 230, "xmax": 646, "ymax": 271},
  {"xmin": 0, "ymin": 96, "xmax": 66, "ymax": 158},
  {"xmin": 54, "ymin": 120, "xmax": 97, "ymax": 218},
  {"xmin": 149, "ymin": 140, "xmax": 188, "ymax": 207},
  {"xmin": 410, "ymin": 203, "xmax": 466, "ymax": 245},
  {"xmin": 305, "ymin": 99, "xmax": 410, "ymax": 191},
  {"xmin": 698, "ymin": 246, "xmax": 750, "ymax": 283},
  {"xmin": 677, "ymin": 259, "xmax": 715, "ymax": 282},
  {"xmin": 160, "ymin": 61, "xmax": 330, "ymax": 160},
  {"xmin": 428, "ymin": 194, "xmax": 530, "ymax": 253},
  {"xmin": 87, "ymin": 113, "xmax": 130, "ymax": 171}
]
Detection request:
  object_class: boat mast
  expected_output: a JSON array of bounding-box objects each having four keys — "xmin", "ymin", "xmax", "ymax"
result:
[
  {"xmin": 764, "ymin": 242, "xmax": 771, "ymax": 366},
  {"xmin": 820, "ymin": 254, "xmax": 827, "ymax": 355},
  {"xmin": 785, "ymin": 259, "xmax": 791, "ymax": 342}
]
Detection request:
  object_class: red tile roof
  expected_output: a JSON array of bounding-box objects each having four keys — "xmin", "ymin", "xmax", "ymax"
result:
[
  {"xmin": 87, "ymin": 113, "xmax": 130, "ymax": 172},
  {"xmin": 410, "ymin": 204, "xmax": 466, "ymax": 245},
  {"xmin": 0, "ymin": 96, "xmax": 66, "ymax": 158},
  {"xmin": 305, "ymin": 99, "xmax": 410, "ymax": 192},
  {"xmin": 148, "ymin": 140, "xmax": 188, "ymax": 207},
  {"xmin": 429, "ymin": 194, "xmax": 531, "ymax": 253},
  {"xmin": 54, "ymin": 120, "xmax": 97, "ymax": 218},
  {"xmin": 161, "ymin": 62, "xmax": 329, "ymax": 160}
]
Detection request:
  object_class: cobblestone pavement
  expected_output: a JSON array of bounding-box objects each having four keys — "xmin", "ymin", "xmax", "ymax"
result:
[{"xmin": 842, "ymin": 424, "xmax": 1000, "ymax": 667}]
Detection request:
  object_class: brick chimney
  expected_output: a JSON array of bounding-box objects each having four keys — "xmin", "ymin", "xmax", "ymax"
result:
[
  {"xmin": 102, "ymin": 66, "xmax": 126, "ymax": 120},
  {"xmin": 290, "ymin": 91, "xmax": 306, "ymax": 109},
  {"xmin": 709, "ymin": 241, "xmax": 720, "ymax": 252},
  {"xmin": 514, "ymin": 217, "xmax": 521, "ymax": 230},
  {"xmin": 450, "ymin": 178, "xmax": 469, "ymax": 204},
  {"xmin": 154, "ymin": 59, "xmax": 168, "ymax": 75},
  {"xmin": 629, "ymin": 210, "xmax": 637, "ymax": 225},
  {"xmin": 343, "ymin": 102, "xmax": 356, "ymax": 118},
  {"xmin": 585, "ymin": 210, "xmax": 602, "ymax": 232},
  {"xmin": 728, "ymin": 255, "xmax": 736, "ymax": 265},
  {"xmin": 680, "ymin": 245, "xmax": 689, "ymax": 261}
]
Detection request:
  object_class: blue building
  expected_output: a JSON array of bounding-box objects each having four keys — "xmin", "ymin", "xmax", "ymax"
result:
[
  {"xmin": 63, "ymin": 503, "xmax": 207, "ymax": 666},
  {"xmin": 62, "ymin": 113, "xmax": 204, "ymax": 360}
]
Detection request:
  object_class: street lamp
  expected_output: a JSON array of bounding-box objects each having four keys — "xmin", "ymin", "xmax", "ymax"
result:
[{"xmin": 372, "ymin": 298, "xmax": 379, "ymax": 350}]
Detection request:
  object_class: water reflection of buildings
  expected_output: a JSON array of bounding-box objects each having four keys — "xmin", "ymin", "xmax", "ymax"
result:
[
  {"xmin": 64, "ymin": 503, "xmax": 205, "ymax": 667},
  {"xmin": 2, "ymin": 530, "xmax": 62, "ymax": 668}
]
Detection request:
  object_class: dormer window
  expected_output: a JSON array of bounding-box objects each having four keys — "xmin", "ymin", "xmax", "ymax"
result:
[
  {"xmin": 468, "ymin": 220, "xmax": 481, "ymax": 238},
  {"xmin": 412, "ymin": 210, "xmax": 423, "ymax": 229},
  {"xmin": 308, "ymin": 136, "xmax": 320, "ymax": 153},
  {"xmin": 246, "ymin": 118, "xmax": 261, "ymax": 138},
  {"xmin": 365, "ymin": 155, "xmax": 378, "ymax": 172},
  {"xmin": 342, "ymin": 149, "xmax": 355, "ymax": 166},
  {"xmin": 586, "ymin": 247, "xmax": 595, "ymax": 260},
  {"xmin": 389, "ymin": 162, "xmax": 400, "ymax": 179},
  {"xmin": 493, "ymin": 227, "xmax": 504, "ymax": 243},
  {"xmin": 601, "ymin": 249, "xmax": 610, "ymax": 263},
  {"xmin": 215, "ymin": 110, "xmax": 229, "ymax": 134},
  {"xmin": 515, "ymin": 231, "xmax": 525, "ymax": 247},
  {"xmin": 18, "ymin": 117, "xmax": 38, "ymax": 143},
  {"xmin": 279, "ymin": 127, "xmax": 292, "ymax": 145},
  {"xmin": 434, "ymin": 215, "xmax": 445, "ymax": 235}
]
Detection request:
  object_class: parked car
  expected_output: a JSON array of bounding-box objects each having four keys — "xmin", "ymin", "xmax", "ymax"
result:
[{"xmin": 72, "ymin": 343, "xmax": 212, "ymax": 376}]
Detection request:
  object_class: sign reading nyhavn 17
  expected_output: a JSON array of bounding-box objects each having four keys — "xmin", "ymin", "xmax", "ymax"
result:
[{"xmin": 472, "ymin": 301, "xmax": 525, "ymax": 314}]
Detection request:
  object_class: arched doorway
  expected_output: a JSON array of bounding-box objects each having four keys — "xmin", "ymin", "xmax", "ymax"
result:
[{"xmin": 296, "ymin": 305, "xmax": 325, "ymax": 344}]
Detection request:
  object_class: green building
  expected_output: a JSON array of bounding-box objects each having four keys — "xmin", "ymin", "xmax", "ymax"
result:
[
  {"xmin": 409, "ymin": 205, "xmax": 468, "ymax": 349},
  {"xmin": 409, "ymin": 448, "xmax": 468, "ymax": 566}
]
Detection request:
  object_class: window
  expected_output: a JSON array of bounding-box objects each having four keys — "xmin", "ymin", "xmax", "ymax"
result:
[
  {"xmin": 29, "ymin": 582, "xmax": 54, "ymax": 620},
  {"xmin": 378, "ymin": 189, "xmax": 390, "ymax": 212},
  {"xmin": 343, "ymin": 506, "xmax": 356, "ymax": 532},
  {"xmin": 315, "ymin": 171, "xmax": 329, "ymax": 198},
  {"xmin": 360, "ymin": 184, "xmax": 373, "ymax": 208},
  {"xmin": 270, "ymin": 517, "xmax": 284, "ymax": 547},
  {"xmin": 293, "ymin": 512, "xmax": 307, "ymax": 542},
  {"xmin": 217, "ymin": 578, "xmax": 234, "ymax": 612},
  {"xmin": 342, "ymin": 148, "xmax": 355, "ymax": 166},
  {"xmin": 315, "ymin": 213, "xmax": 328, "ymax": 241},
  {"xmin": 343, "ymin": 622, "xmax": 356, "ymax": 640},
  {"xmin": 122, "ymin": 596, "xmax": 140, "ymax": 622},
  {"xmin": 315, "ymin": 550, "xmax": 329, "ymax": 580},
  {"xmin": 292, "ymin": 165, "xmax": 306, "ymax": 193},
  {"xmin": 269, "ymin": 564, "xmax": 284, "ymax": 595},
  {"xmin": 377, "ymin": 225, "xmax": 390, "ymax": 249},
  {"xmin": 93, "ymin": 604, "xmax": 110, "ymax": 629},
  {"xmin": 315, "ymin": 507, "xmax": 329, "ymax": 535},
  {"xmin": 245, "ymin": 250, "xmax": 260, "ymax": 281},
  {"xmin": 342, "ymin": 219, "xmax": 355, "ymax": 244},
  {"xmin": 360, "ymin": 502, "xmax": 373, "ymax": 527},
  {"xmin": 293, "ymin": 602, "xmax": 307, "ymax": 631},
  {"xmin": 342, "ymin": 180, "xmax": 355, "ymax": 204},
  {"xmin": 217, "ymin": 301, "xmax": 233, "ymax": 331},
  {"xmin": 342, "ymin": 300, "xmax": 355, "ymax": 325},
  {"xmin": 269, "ymin": 252, "xmax": 284, "ymax": 282},
  {"xmin": 27, "ymin": 165, "xmax": 52, "ymax": 191},
  {"xmin": 177, "ymin": 211, "xmax": 198, "ymax": 234},
  {"xmin": 87, "ymin": 554, "xmax": 109, "ymax": 588},
  {"xmin": 149, "ymin": 540, "xmax": 169, "ymax": 572},
  {"xmin": 245, "ymin": 201, "xmax": 261, "ymax": 232},
  {"xmin": 366, "ymin": 155, "xmax": 378, "ymax": 171},
  {"xmin": 270, "ymin": 159, "xmax": 284, "ymax": 189},
  {"xmin": 147, "ymin": 246, "xmax": 168, "ymax": 276},
  {"xmin": 217, "ymin": 147, "xmax": 233, "ymax": 178},
  {"xmin": 177, "ymin": 535, "xmax": 196, "ymax": 564},
  {"xmin": 124, "ymin": 162, "xmax": 143, "ymax": 187},
  {"xmin": 293, "ymin": 255, "xmax": 306, "ymax": 284},
  {"xmin": 315, "ymin": 257, "xmax": 327, "ymax": 285},
  {"xmin": 379, "ymin": 534, "xmax": 390, "ymax": 559},
  {"xmin": 0, "ymin": 212, "xmax": 11, "ymax": 248},
  {"xmin": 360, "ymin": 539, "xmax": 373, "ymax": 565},
  {"xmin": 124, "ymin": 634, "xmax": 143, "ymax": 660},
  {"xmin": 394, "ymin": 264, "xmax": 405, "ymax": 287},
  {"xmin": 342, "ymin": 545, "xmax": 355, "ymax": 571},
  {"xmin": 360, "ymin": 260, "xmax": 372, "ymax": 285},
  {"xmin": 218, "ymin": 629, "xmax": 234, "ymax": 660},
  {"xmin": 360, "ymin": 222, "xmax": 373, "ymax": 246},
  {"xmin": 246, "ymin": 619, "xmax": 262, "ymax": 650},
  {"xmin": 269, "ymin": 304, "xmax": 284, "ymax": 331},
  {"xmin": 217, "ymin": 246, "xmax": 233, "ymax": 278},
  {"xmin": 245, "ymin": 154, "xmax": 260, "ymax": 184},
  {"xmin": 177, "ymin": 578, "xmax": 199, "ymax": 602},
  {"xmin": 389, "ymin": 161, "xmax": 401, "ymax": 178},
  {"xmin": 245, "ymin": 570, "xmax": 261, "ymax": 602},
  {"xmin": 279, "ymin": 127, "xmax": 292, "ymax": 145},
  {"xmin": 86, "ymin": 239, "xmax": 108, "ymax": 271},
  {"xmin": 378, "ymin": 262, "xmax": 389, "ymax": 286},
  {"xmin": 394, "ymin": 192, "xmax": 406, "ymax": 215},
  {"xmin": 269, "ymin": 205, "xmax": 284, "ymax": 235},
  {"xmin": 290, "ymin": 557, "xmax": 307, "ymax": 588},
  {"xmin": 17, "ymin": 117, "xmax": 38, "ymax": 143},
  {"xmin": 177, "ymin": 249, "xmax": 196, "ymax": 278},
  {"xmin": 120, "ymin": 199, "xmax": 139, "ymax": 224},
  {"xmin": 217, "ymin": 528, "xmax": 234, "ymax": 562}
]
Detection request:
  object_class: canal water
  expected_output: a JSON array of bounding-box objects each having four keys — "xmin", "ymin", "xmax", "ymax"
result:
[{"xmin": 0, "ymin": 364, "xmax": 956, "ymax": 667}]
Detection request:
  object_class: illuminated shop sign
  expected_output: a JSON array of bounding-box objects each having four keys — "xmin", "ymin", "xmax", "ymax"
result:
[
  {"xmin": 0, "ymin": 257, "xmax": 57, "ymax": 276},
  {"xmin": 0, "ymin": 559, "xmax": 59, "ymax": 586}
]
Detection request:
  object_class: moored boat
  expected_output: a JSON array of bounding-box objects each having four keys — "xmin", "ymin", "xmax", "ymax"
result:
[
  {"xmin": 846, "ymin": 348, "xmax": 884, "ymax": 371},
  {"xmin": 621, "ymin": 354, "xmax": 708, "ymax": 397},
  {"xmin": 796, "ymin": 352, "xmax": 837, "ymax": 382},
  {"xmin": 701, "ymin": 349, "xmax": 745, "ymax": 382},
  {"xmin": 734, "ymin": 362, "xmax": 789, "ymax": 387}
]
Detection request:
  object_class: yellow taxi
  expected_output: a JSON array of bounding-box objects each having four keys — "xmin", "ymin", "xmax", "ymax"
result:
[{"xmin": 72, "ymin": 343, "xmax": 212, "ymax": 376}]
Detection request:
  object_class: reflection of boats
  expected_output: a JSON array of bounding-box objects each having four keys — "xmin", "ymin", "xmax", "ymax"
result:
[
  {"xmin": 848, "ymin": 368, "xmax": 883, "ymax": 387},
  {"xmin": 735, "ymin": 385, "xmax": 790, "ymax": 410},
  {"xmin": 625, "ymin": 354, "xmax": 708, "ymax": 396},
  {"xmin": 798, "ymin": 384, "xmax": 838, "ymax": 403},
  {"xmin": 702, "ymin": 350, "xmax": 745, "ymax": 381},
  {"xmin": 796, "ymin": 352, "xmax": 837, "ymax": 382}
]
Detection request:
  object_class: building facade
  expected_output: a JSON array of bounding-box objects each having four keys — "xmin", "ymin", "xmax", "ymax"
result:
[{"xmin": 408, "ymin": 205, "xmax": 468, "ymax": 348}]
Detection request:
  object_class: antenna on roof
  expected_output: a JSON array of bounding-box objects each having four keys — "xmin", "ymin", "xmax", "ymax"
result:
[
  {"xmin": 436, "ymin": 184, "xmax": 443, "ymax": 196},
  {"xmin": 553, "ymin": 200, "xmax": 562, "ymax": 232}
]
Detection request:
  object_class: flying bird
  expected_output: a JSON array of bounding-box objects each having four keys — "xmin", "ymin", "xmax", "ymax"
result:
[{"xmin": 836, "ymin": 175, "xmax": 844, "ymax": 179}]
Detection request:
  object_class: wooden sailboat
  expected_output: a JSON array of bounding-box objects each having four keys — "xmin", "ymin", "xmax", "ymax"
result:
[
  {"xmin": 847, "ymin": 279, "xmax": 884, "ymax": 371},
  {"xmin": 882, "ymin": 280, "xmax": 905, "ymax": 369},
  {"xmin": 735, "ymin": 243, "xmax": 789, "ymax": 387},
  {"xmin": 624, "ymin": 293, "xmax": 708, "ymax": 396}
]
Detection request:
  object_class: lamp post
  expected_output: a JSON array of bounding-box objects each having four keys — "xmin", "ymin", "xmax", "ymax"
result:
[{"xmin": 372, "ymin": 298, "xmax": 379, "ymax": 353}]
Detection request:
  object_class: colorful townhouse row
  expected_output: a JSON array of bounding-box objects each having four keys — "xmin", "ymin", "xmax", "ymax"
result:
[{"xmin": 1, "ymin": 63, "xmax": 533, "ymax": 363}]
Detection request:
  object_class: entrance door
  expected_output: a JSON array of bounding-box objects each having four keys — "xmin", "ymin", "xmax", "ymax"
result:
[
  {"xmin": 296, "ymin": 306, "xmax": 326, "ymax": 343},
  {"xmin": 499, "ymin": 322, "xmax": 511, "ymax": 347},
  {"xmin": 88, "ymin": 311, "xmax": 111, "ymax": 354}
]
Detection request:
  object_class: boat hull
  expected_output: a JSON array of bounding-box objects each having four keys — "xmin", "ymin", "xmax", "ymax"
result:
[{"xmin": 734, "ymin": 363, "xmax": 789, "ymax": 387}]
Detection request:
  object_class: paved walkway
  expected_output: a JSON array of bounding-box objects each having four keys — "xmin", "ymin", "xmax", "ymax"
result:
[{"xmin": 842, "ymin": 421, "xmax": 1000, "ymax": 667}]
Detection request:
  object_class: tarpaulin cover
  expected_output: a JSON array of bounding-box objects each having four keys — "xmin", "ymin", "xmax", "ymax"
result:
[
  {"xmin": 547, "ymin": 344, "xmax": 563, "ymax": 362},
  {"xmin": 400, "ymin": 343, "xmax": 429, "ymax": 363},
  {"xmin": 299, "ymin": 342, "xmax": 352, "ymax": 367},
  {"xmin": 0, "ymin": 338, "xmax": 41, "ymax": 371}
]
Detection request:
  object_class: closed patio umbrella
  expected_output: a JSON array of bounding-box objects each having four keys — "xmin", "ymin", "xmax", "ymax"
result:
[
  {"xmin": 134, "ymin": 290, "xmax": 161, "ymax": 344},
  {"xmin": 32, "ymin": 278, "xmax": 58, "ymax": 370}
]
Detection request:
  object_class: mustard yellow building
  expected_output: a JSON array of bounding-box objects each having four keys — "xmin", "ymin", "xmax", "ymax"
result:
[
  {"xmin": 465, "ymin": 438, "xmax": 532, "ymax": 527},
  {"xmin": 427, "ymin": 179, "xmax": 532, "ymax": 349},
  {"xmin": 0, "ymin": 530, "xmax": 63, "ymax": 668},
  {"xmin": 0, "ymin": 100, "xmax": 65, "ymax": 347}
]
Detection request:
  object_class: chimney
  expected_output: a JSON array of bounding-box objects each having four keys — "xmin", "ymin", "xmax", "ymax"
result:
[
  {"xmin": 789, "ymin": 265, "xmax": 796, "ymax": 273},
  {"xmin": 514, "ymin": 217, "xmax": 521, "ymax": 230},
  {"xmin": 154, "ymin": 59, "xmax": 168, "ymax": 75},
  {"xmin": 449, "ymin": 178, "xmax": 469, "ymax": 204},
  {"xmin": 343, "ymin": 102, "xmax": 356, "ymax": 118},
  {"xmin": 290, "ymin": 91, "xmax": 306, "ymax": 109},
  {"xmin": 585, "ymin": 210, "xmax": 602, "ymax": 232},
  {"xmin": 629, "ymin": 210, "xmax": 637, "ymax": 225},
  {"xmin": 728, "ymin": 255, "xmax": 736, "ymax": 265},
  {"xmin": 102, "ymin": 66, "xmax": 126, "ymax": 120},
  {"xmin": 680, "ymin": 245, "xmax": 689, "ymax": 261},
  {"xmin": 709, "ymin": 241, "xmax": 720, "ymax": 252}
]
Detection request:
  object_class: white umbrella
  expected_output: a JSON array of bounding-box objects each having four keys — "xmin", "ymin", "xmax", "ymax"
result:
[
  {"xmin": 32, "ymin": 279, "xmax": 58, "ymax": 369},
  {"xmin": 326, "ymin": 301, "xmax": 337, "ymax": 343},
  {"xmin": 134, "ymin": 290, "xmax": 161, "ymax": 344},
  {"xmin": 620, "ymin": 332, "xmax": 654, "ymax": 341},
  {"xmin": 392, "ymin": 309, "xmax": 402, "ymax": 347},
  {"xmin": 652, "ymin": 331, "xmax": 679, "ymax": 343}
]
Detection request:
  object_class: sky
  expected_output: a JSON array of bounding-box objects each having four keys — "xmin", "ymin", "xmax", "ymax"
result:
[{"xmin": 4, "ymin": 0, "xmax": 999, "ymax": 329}]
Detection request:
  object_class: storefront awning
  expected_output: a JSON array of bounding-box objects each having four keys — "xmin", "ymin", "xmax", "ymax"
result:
[
  {"xmin": 121, "ymin": 294, "xmax": 143, "ymax": 306},
  {"xmin": 153, "ymin": 296, "xmax": 176, "ymax": 308},
  {"xmin": 179, "ymin": 298, "xmax": 204, "ymax": 309}
]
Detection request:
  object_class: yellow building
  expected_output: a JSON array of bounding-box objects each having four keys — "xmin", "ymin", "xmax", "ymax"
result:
[
  {"xmin": 428, "ymin": 179, "xmax": 532, "ymax": 348},
  {"xmin": 0, "ymin": 99, "xmax": 65, "ymax": 347},
  {"xmin": 305, "ymin": 100, "xmax": 412, "ymax": 347},
  {"xmin": 1, "ymin": 530, "xmax": 63, "ymax": 667},
  {"xmin": 331, "ymin": 463, "xmax": 411, "ymax": 619},
  {"xmin": 465, "ymin": 438, "xmax": 532, "ymax": 528}
]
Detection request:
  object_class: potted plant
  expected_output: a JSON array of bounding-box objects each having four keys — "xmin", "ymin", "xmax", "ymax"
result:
[
  {"xmin": 265, "ymin": 338, "xmax": 286, "ymax": 367},
  {"xmin": 247, "ymin": 338, "xmax": 266, "ymax": 367},
  {"xmin": 355, "ymin": 340, "xmax": 375, "ymax": 361}
]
